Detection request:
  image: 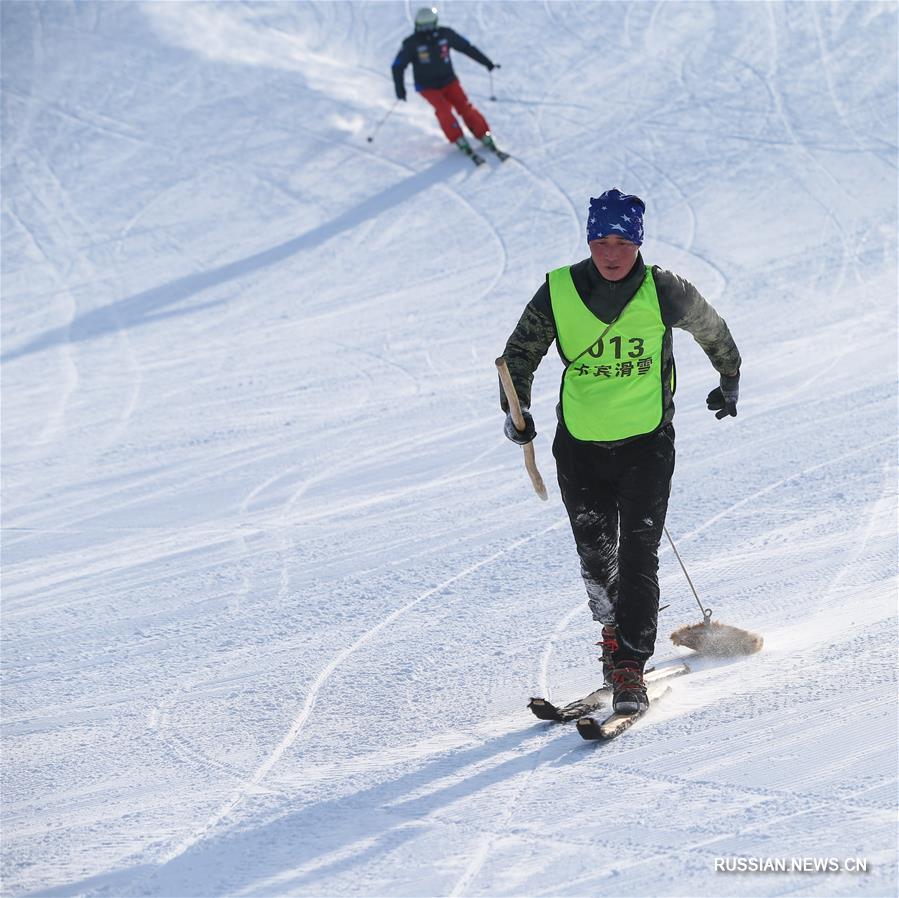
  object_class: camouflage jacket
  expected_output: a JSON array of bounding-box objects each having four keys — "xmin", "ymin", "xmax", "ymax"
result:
[{"xmin": 500, "ymin": 254, "xmax": 742, "ymax": 447}]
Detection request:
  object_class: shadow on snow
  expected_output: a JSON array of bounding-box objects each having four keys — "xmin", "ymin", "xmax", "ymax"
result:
[
  {"xmin": 28, "ymin": 721, "xmax": 592, "ymax": 896},
  {"xmin": 3, "ymin": 156, "xmax": 458, "ymax": 364}
]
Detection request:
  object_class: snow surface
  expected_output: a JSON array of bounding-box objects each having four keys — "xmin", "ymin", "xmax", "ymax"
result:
[{"xmin": 2, "ymin": 2, "xmax": 897, "ymax": 896}]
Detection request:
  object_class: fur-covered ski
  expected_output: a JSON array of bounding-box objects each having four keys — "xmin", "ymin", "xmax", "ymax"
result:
[
  {"xmin": 528, "ymin": 662, "xmax": 688, "ymax": 723},
  {"xmin": 528, "ymin": 686, "xmax": 606, "ymax": 722},
  {"xmin": 575, "ymin": 665, "xmax": 688, "ymax": 741}
]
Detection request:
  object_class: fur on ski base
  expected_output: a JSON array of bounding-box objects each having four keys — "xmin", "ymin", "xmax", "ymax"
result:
[{"xmin": 670, "ymin": 619, "xmax": 763, "ymax": 656}]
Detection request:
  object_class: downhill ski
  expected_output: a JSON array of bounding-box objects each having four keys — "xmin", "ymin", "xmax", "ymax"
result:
[
  {"xmin": 480, "ymin": 132, "xmax": 510, "ymax": 161},
  {"xmin": 456, "ymin": 139, "xmax": 486, "ymax": 166}
]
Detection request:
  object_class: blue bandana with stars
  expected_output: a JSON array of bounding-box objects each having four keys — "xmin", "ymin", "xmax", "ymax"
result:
[{"xmin": 587, "ymin": 189, "xmax": 645, "ymax": 245}]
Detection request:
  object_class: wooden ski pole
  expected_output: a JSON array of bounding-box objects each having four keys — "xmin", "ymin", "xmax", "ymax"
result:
[{"xmin": 495, "ymin": 357, "xmax": 548, "ymax": 500}]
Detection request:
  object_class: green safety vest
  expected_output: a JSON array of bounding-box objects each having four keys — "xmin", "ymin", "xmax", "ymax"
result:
[{"xmin": 549, "ymin": 265, "xmax": 667, "ymax": 442}]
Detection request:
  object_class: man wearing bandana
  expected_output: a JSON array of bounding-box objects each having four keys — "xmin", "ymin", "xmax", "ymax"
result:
[{"xmin": 499, "ymin": 189, "xmax": 742, "ymax": 713}]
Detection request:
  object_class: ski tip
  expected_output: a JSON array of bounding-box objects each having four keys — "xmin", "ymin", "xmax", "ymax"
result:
[
  {"xmin": 575, "ymin": 715, "xmax": 603, "ymax": 740},
  {"xmin": 528, "ymin": 697, "xmax": 561, "ymax": 721}
]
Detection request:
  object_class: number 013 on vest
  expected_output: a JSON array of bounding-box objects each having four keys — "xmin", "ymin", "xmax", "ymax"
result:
[{"xmin": 548, "ymin": 266, "xmax": 669, "ymax": 442}]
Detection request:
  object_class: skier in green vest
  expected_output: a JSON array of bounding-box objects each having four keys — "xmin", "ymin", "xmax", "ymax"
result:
[{"xmin": 499, "ymin": 188, "xmax": 741, "ymax": 714}]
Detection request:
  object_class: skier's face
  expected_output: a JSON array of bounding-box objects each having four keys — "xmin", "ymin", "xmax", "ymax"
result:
[{"xmin": 589, "ymin": 236, "xmax": 639, "ymax": 281}]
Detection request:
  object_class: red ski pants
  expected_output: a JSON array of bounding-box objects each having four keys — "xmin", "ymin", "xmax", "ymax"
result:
[{"xmin": 419, "ymin": 80, "xmax": 490, "ymax": 143}]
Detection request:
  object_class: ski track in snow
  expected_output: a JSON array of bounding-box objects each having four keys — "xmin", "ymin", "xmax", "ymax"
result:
[
  {"xmin": 2, "ymin": 2, "xmax": 897, "ymax": 897},
  {"xmin": 146, "ymin": 518, "xmax": 566, "ymax": 879}
]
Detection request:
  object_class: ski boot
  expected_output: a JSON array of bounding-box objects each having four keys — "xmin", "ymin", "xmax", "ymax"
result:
[
  {"xmin": 455, "ymin": 136, "xmax": 485, "ymax": 166},
  {"xmin": 611, "ymin": 660, "xmax": 649, "ymax": 714},
  {"xmin": 480, "ymin": 131, "xmax": 510, "ymax": 161},
  {"xmin": 597, "ymin": 623, "xmax": 619, "ymax": 687}
]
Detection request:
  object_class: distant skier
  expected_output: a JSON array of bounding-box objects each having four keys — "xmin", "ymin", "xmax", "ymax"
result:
[
  {"xmin": 499, "ymin": 189, "xmax": 742, "ymax": 715},
  {"xmin": 392, "ymin": 6, "xmax": 502, "ymax": 162}
]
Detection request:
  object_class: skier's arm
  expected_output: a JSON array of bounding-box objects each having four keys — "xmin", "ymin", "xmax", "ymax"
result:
[
  {"xmin": 499, "ymin": 286, "xmax": 556, "ymax": 412},
  {"xmin": 655, "ymin": 268, "xmax": 741, "ymax": 376},
  {"xmin": 446, "ymin": 28, "xmax": 495, "ymax": 70},
  {"xmin": 391, "ymin": 45, "xmax": 411, "ymax": 99}
]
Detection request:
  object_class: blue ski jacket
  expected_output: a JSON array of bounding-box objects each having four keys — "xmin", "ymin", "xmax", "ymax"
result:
[{"xmin": 392, "ymin": 26, "xmax": 494, "ymax": 99}]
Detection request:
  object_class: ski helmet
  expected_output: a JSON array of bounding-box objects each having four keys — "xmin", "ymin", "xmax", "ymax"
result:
[{"xmin": 415, "ymin": 7, "xmax": 438, "ymax": 31}]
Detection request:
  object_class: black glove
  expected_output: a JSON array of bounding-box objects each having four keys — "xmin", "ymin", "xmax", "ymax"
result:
[
  {"xmin": 504, "ymin": 408, "xmax": 536, "ymax": 444},
  {"xmin": 487, "ymin": 62, "xmax": 501, "ymax": 71},
  {"xmin": 706, "ymin": 372, "xmax": 739, "ymax": 419}
]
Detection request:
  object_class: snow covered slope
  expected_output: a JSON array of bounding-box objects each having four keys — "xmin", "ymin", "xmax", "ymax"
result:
[{"xmin": 2, "ymin": 2, "xmax": 896, "ymax": 896}]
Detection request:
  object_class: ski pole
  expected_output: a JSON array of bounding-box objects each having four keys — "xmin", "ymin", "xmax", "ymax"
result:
[
  {"xmin": 487, "ymin": 64, "xmax": 501, "ymax": 101},
  {"xmin": 663, "ymin": 525, "xmax": 712, "ymax": 624},
  {"xmin": 366, "ymin": 99, "xmax": 399, "ymax": 143},
  {"xmin": 665, "ymin": 523, "xmax": 764, "ymax": 656},
  {"xmin": 495, "ymin": 357, "xmax": 547, "ymax": 500}
]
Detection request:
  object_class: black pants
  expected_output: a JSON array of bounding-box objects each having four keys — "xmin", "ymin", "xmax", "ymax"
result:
[{"xmin": 553, "ymin": 423, "xmax": 675, "ymax": 663}]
